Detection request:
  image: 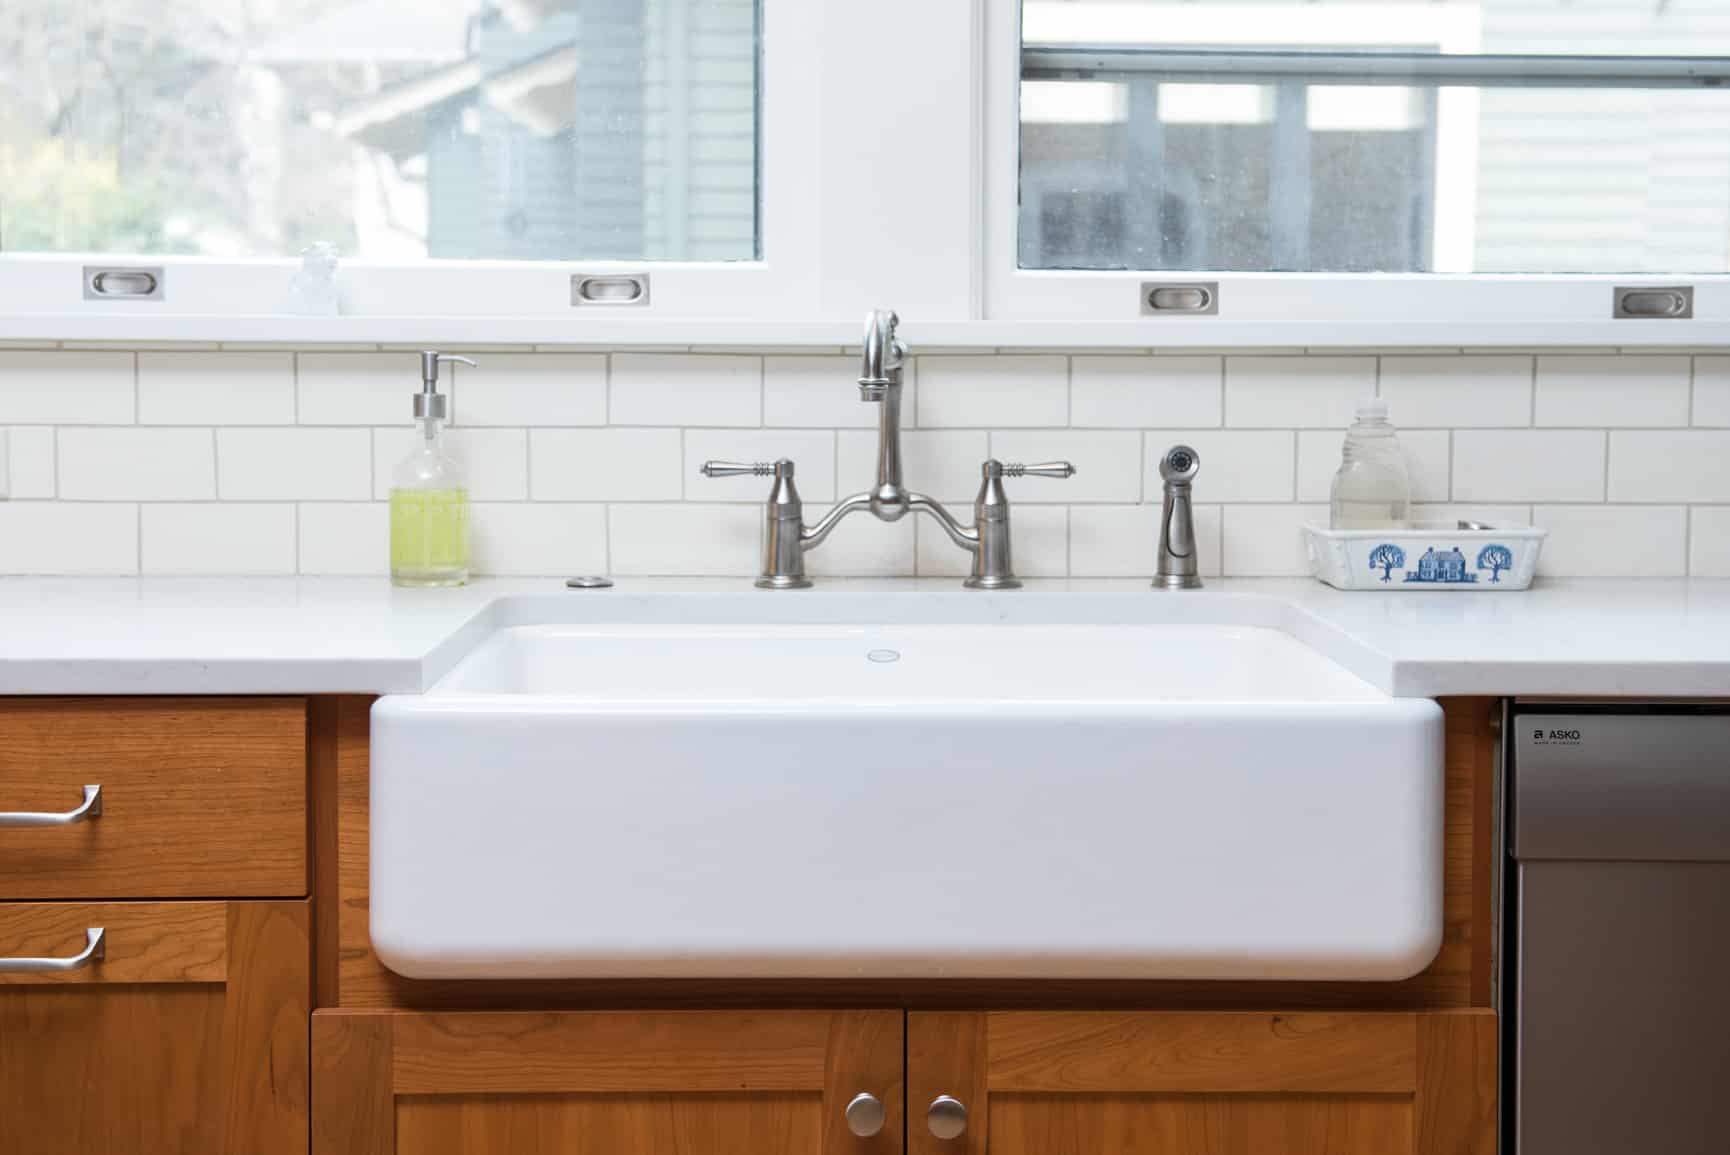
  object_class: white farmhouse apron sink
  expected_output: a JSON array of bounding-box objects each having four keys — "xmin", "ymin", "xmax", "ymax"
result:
[{"xmin": 370, "ymin": 597, "xmax": 1443, "ymax": 980}]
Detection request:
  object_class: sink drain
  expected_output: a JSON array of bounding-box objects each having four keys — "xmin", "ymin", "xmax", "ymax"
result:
[{"xmin": 866, "ymin": 648, "xmax": 901, "ymax": 664}]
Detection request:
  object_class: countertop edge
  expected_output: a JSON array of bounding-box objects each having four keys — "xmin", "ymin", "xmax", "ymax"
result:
[{"xmin": 0, "ymin": 577, "xmax": 1726, "ymax": 700}]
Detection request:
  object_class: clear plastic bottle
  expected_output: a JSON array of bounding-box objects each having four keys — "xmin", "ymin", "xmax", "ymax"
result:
[
  {"xmin": 1329, "ymin": 398, "xmax": 1412, "ymax": 530},
  {"xmin": 390, "ymin": 352, "xmax": 472, "ymax": 587}
]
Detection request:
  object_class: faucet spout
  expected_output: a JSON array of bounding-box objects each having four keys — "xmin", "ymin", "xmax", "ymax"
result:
[
  {"xmin": 857, "ymin": 309, "xmax": 911, "ymax": 516},
  {"xmin": 858, "ymin": 309, "xmax": 905, "ymax": 400}
]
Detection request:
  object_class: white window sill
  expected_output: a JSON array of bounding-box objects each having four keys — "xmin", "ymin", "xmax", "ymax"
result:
[{"xmin": 1, "ymin": 313, "xmax": 1727, "ymax": 350}]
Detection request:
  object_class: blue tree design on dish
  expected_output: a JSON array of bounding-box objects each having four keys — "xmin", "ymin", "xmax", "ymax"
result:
[
  {"xmin": 1367, "ymin": 543, "xmax": 1406, "ymax": 582},
  {"xmin": 1477, "ymin": 544, "xmax": 1515, "ymax": 583}
]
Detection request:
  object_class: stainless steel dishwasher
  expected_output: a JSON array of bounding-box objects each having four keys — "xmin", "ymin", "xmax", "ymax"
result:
[{"xmin": 1508, "ymin": 705, "xmax": 1730, "ymax": 1155}]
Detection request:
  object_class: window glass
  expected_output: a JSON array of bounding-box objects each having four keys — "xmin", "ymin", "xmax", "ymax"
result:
[
  {"xmin": 1019, "ymin": 0, "xmax": 1730, "ymax": 274},
  {"xmin": 0, "ymin": 0, "xmax": 761, "ymax": 261}
]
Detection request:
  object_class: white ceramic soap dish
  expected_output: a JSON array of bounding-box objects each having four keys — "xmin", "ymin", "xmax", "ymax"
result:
[{"xmin": 1304, "ymin": 521, "xmax": 1547, "ymax": 591}]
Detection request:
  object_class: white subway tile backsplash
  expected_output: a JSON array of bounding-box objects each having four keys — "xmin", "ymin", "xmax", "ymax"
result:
[
  {"xmin": 1534, "ymin": 355, "xmax": 1690, "ymax": 428},
  {"xmin": 1296, "ymin": 428, "xmax": 1449, "ymax": 504},
  {"xmin": 1413, "ymin": 504, "xmax": 1533, "ymax": 528},
  {"xmin": 297, "ymin": 503, "xmax": 387, "ymax": 575},
  {"xmin": 471, "ymin": 503, "xmax": 607, "ymax": 576},
  {"xmin": 58, "ymin": 428, "xmax": 215, "ymax": 500},
  {"xmin": 1221, "ymin": 504, "xmax": 1328, "ymax": 576},
  {"xmin": 0, "ymin": 502, "xmax": 137, "ymax": 575},
  {"xmin": 454, "ymin": 353, "xmax": 606, "ymax": 427},
  {"xmin": 609, "ymin": 503, "xmax": 761, "ymax": 576},
  {"xmin": 1377, "ymin": 356, "xmax": 1531, "ymax": 428},
  {"xmin": 1452, "ymin": 430, "xmax": 1605, "ymax": 502},
  {"xmin": 0, "ymin": 352, "xmax": 134, "ymax": 424},
  {"xmin": 1070, "ymin": 355, "xmax": 1221, "ymax": 428},
  {"xmin": 1069, "ymin": 503, "xmax": 1222, "ymax": 578},
  {"xmin": 989, "ymin": 430, "xmax": 1139, "ymax": 502},
  {"xmin": 1690, "ymin": 507, "xmax": 1730, "ymax": 577},
  {"xmin": 610, "ymin": 354, "xmax": 760, "ymax": 427},
  {"xmin": 530, "ymin": 428, "xmax": 682, "ymax": 501},
  {"xmin": 1223, "ymin": 357, "xmax": 1374, "ymax": 429},
  {"xmin": 685, "ymin": 429, "xmax": 836, "ymax": 501},
  {"xmin": 218, "ymin": 428, "xmax": 371, "ymax": 500},
  {"xmin": 837, "ymin": 429, "xmax": 987, "ymax": 504},
  {"xmin": 1608, "ymin": 431, "xmax": 1730, "ymax": 502},
  {"xmin": 373, "ymin": 427, "xmax": 528, "ymax": 500},
  {"xmin": 1009, "ymin": 505, "xmax": 1070, "ymax": 577},
  {"xmin": 916, "ymin": 504, "xmax": 1067, "ymax": 577},
  {"xmin": 805, "ymin": 517, "xmax": 917, "ymax": 577},
  {"xmin": 1069, "ymin": 504, "xmax": 1153, "ymax": 577},
  {"xmin": 3, "ymin": 346, "xmax": 1729, "ymax": 578},
  {"xmin": 1145, "ymin": 430, "xmax": 1293, "ymax": 503},
  {"xmin": 297, "ymin": 352, "xmax": 415, "ymax": 425},
  {"xmin": 1694, "ymin": 357, "xmax": 1730, "ymax": 427},
  {"xmin": 139, "ymin": 352, "xmax": 294, "ymax": 425},
  {"xmin": 764, "ymin": 356, "xmax": 886, "ymax": 428},
  {"xmin": 915, "ymin": 355, "xmax": 1066, "ymax": 428},
  {"xmin": 1533, "ymin": 505, "xmax": 1688, "ymax": 577},
  {"xmin": 6, "ymin": 427, "xmax": 55, "ymax": 498},
  {"xmin": 141, "ymin": 504, "xmax": 296, "ymax": 575}
]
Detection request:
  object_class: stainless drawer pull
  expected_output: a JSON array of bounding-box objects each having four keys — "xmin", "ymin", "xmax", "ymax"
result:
[
  {"xmin": 0, "ymin": 784, "xmax": 102, "ymax": 828},
  {"xmin": 0, "ymin": 927, "xmax": 105, "ymax": 973}
]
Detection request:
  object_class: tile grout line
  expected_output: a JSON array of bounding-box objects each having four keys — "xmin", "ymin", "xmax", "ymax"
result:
[
  {"xmin": 1684, "ymin": 504, "xmax": 1694, "ymax": 577},
  {"xmin": 1602, "ymin": 428, "xmax": 1610, "ymax": 503},
  {"xmin": 1687, "ymin": 354, "xmax": 1696, "ymax": 427}
]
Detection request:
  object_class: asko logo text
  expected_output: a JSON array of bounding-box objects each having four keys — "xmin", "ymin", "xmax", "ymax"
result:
[{"xmin": 1532, "ymin": 728, "xmax": 1583, "ymax": 744}]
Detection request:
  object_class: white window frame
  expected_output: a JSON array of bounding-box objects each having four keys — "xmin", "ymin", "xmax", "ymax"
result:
[
  {"xmin": 983, "ymin": 0, "xmax": 1730, "ymax": 339},
  {"xmin": 2, "ymin": 0, "xmax": 1728, "ymax": 346}
]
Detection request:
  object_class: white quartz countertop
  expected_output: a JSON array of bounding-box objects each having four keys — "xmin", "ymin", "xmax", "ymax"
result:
[{"xmin": 0, "ymin": 576, "xmax": 1726, "ymax": 699}]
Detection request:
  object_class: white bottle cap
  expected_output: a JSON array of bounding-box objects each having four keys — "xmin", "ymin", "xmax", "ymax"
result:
[{"xmin": 1355, "ymin": 398, "xmax": 1389, "ymax": 421}]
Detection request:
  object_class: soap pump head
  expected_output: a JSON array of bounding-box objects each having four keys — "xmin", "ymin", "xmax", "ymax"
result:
[{"xmin": 415, "ymin": 351, "xmax": 475, "ymax": 422}]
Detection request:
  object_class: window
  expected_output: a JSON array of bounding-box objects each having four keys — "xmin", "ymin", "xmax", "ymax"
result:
[
  {"xmin": 0, "ymin": 0, "xmax": 824, "ymax": 318},
  {"xmin": 2, "ymin": 0, "xmax": 760, "ymax": 264},
  {"xmin": 993, "ymin": 0, "xmax": 1730, "ymax": 322}
]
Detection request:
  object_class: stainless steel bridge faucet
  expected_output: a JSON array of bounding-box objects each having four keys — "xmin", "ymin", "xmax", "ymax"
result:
[{"xmin": 702, "ymin": 310, "xmax": 1074, "ymax": 589}]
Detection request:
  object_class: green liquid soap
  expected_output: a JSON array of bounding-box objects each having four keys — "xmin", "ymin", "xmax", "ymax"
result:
[{"xmin": 391, "ymin": 488, "xmax": 470, "ymax": 587}]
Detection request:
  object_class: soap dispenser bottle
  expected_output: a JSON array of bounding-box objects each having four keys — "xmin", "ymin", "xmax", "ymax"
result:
[
  {"xmin": 390, "ymin": 351, "xmax": 474, "ymax": 587},
  {"xmin": 1329, "ymin": 398, "xmax": 1412, "ymax": 530}
]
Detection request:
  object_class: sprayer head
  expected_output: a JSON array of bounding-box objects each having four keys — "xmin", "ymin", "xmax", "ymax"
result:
[{"xmin": 1159, "ymin": 444, "xmax": 1200, "ymax": 485}]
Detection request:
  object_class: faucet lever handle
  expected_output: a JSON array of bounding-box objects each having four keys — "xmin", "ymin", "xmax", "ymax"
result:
[
  {"xmin": 1003, "ymin": 461, "xmax": 1076, "ymax": 479},
  {"xmin": 700, "ymin": 460, "xmax": 777, "ymax": 478}
]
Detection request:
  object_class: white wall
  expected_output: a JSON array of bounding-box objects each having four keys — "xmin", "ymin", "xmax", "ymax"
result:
[{"xmin": 0, "ymin": 342, "xmax": 1726, "ymax": 579}]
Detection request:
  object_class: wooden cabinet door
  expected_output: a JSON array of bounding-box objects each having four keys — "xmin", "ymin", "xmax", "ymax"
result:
[
  {"xmin": 909, "ymin": 1010, "xmax": 1496, "ymax": 1155},
  {"xmin": 315, "ymin": 1009, "xmax": 904, "ymax": 1155},
  {"xmin": 0, "ymin": 900, "xmax": 310, "ymax": 1155}
]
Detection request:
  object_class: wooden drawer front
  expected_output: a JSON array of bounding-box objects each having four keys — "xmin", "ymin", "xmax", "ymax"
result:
[
  {"xmin": 909, "ymin": 1011, "xmax": 1497, "ymax": 1155},
  {"xmin": 315, "ymin": 1010, "xmax": 904, "ymax": 1155},
  {"xmin": 0, "ymin": 900, "xmax": 309, "ymax": 1155},
  {"xmin": 0, "ymin": 698, "xmax": 306, "ymax": 899}
]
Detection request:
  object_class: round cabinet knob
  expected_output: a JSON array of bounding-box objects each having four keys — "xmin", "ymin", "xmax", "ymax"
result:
[
  {"xmin": 845, "ymin": 1092, "xmax": 886, "ymax": 1138},
  {"xmin": 927, "ymin": 1094, "xmax": 968, "ymax": 1140}
]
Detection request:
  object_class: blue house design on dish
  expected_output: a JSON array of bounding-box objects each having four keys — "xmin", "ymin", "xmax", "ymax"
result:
[{"xmin": 1404, "ymin": 546, "xmax": 1478, "ymax": 584}]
